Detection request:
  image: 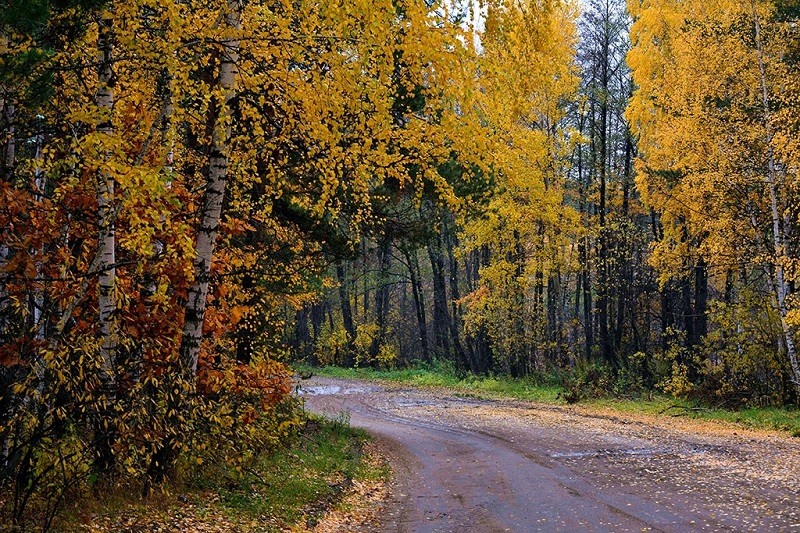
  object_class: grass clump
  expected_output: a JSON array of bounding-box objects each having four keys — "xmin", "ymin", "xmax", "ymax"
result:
[{"xmin": 187, "ymin": 415, "xmax": 375, "ymax": 527}]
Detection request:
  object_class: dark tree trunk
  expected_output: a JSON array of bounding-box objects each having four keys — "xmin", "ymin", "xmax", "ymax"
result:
[
  {"xmin": 693, "ymin": 257, "xmax": 708, "ymax": 345},
  {"xmin": 724, "ymin": 268, "xmax": 734, "ymax": 304},
  {"xmin": 428, "ymin": 233, "xmax": 452, "ymax": 361},
  {"xmin": 294, "ymin": 306, "xmax": 313, "ymax": 363},
  {"xmin": 445, "ymin": 220, "xmax": 471, "ymax": 372},
  {"xmin": 547, "ymin": 274, "xmax": 559, "ymax": 364},
  {"xmin": 336, "ymin": 263, "xmax": 356, "ymax": 366},
  {"xmin": 682, "ymin": 272, "xmax": 695, "ymax": 349},
  {"xmin": 660, "ymin": 287, "xmax": 673, "ymax": 352},
  {"xmin": 310, "ymin": 301, "xmax": 324, "ymax": 348},
  {"xmin": 404, "ymin": 247, "xmax": 430, "ymax": 362},
  {"xmin": 580, "ymin": 239, "xmax": 593, "ymax": 360},
  {"xmin": 370, "ymin": 236, "xmax": 392, "ymax": 361}
]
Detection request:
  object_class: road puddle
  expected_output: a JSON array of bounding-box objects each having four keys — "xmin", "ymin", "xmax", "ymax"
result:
[
  {"xmin": 551, "ymin": 447, "xmax": 665, "ymax": 459},
  {"xmin": 299, "ymin": 385, "xmax": 342, "ymax": 396},
  {"xmin": 299, "ymin": 384, "xmax": 378, "ymax": 396}
]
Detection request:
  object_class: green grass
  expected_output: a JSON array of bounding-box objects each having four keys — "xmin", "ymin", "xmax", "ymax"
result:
[
  {"xmin": 690, "ymin": 406, "xmax": 800, "ymax": 435},
  {"xmin": 582, "ymin": 396, "xmax": 800, "ymax": 436},
  {"xmin": 186, "ymin": 414, "xmax": 387, "ymax": 529},
  {"xmin": 304, "ymin": 364, "xmax": 800, "ymax": 437}
]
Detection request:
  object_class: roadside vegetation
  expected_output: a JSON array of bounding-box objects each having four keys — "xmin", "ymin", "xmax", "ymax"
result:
[
  {"xmin": 33, "ymin": 415, "xmax": 386, "ymax": 533},
  {"xmin": 305, "ymin": 364, "xmax": 800, "ymax": 437}
]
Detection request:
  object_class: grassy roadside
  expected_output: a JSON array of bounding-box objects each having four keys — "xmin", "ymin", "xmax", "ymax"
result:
[
  {"xmin": 62, "ymin": 415, "xmax": 389, "ymax": 532},
  {"xmin": 306, "ymin": 364, "xmax": 562, "ymax": 403},
  {"xmin": 305, "ymin": 364, "xmax": 800, "ymax": 437}
]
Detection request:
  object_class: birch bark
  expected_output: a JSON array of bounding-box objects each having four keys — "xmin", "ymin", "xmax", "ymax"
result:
[
  {"xmin": 180, "ymin": 0, "xmax": 241, "ymax": 377},
  {"xmin": 96, "ymin": 11, "xmax": 117, "ymax": 391},
  {"xmin": 752, "ymin": 2, "xmax": 800, "ymax": 395}
]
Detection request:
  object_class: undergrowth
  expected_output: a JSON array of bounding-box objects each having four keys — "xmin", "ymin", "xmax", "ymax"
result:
[{"xmin": 47, "ymin": 415, "xmax": 384, "ymax": 532}]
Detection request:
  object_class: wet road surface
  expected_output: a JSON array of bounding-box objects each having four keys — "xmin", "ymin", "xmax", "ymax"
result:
[{"xmin": 301, "ymin": 377, "xmax": 800, "ymax": 533}]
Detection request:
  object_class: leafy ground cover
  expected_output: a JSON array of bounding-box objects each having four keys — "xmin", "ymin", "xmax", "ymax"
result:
[
  {"xmin": 51, "ymin": 416, "xmax": 389, "ymax": 532},
  {"xmin": 305, "ymin": 364, "xmax": 800, "ymax": 437}
]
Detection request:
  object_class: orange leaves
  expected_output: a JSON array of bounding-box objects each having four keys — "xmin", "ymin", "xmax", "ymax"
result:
[
  {"xmin": 197, "ymin": 359, "xmax": 293, "ymax": 415},
  {"xmin": 229, "ymin": 305, "xmax": 248, "ymax": 326},
  {"xmin": 0, "ymin": 343, "xmax": 25, "ymax": 367},
  {"xmin": 220, "ymin": 217, "xmax": 254, "ymax": 237}
]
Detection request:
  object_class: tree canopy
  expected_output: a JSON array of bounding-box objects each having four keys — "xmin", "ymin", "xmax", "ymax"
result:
[{"xmin": 2, "ymin": 0, "xmax": 799, "ymax": 527}]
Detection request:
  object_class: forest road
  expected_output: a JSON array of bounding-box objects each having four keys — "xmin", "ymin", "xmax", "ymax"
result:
[{"xmin": 301, "ymin": 376, "xmax": 800, "ymax": 533}]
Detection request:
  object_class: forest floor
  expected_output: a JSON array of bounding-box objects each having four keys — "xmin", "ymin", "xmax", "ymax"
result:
[{"xmin": 302, "ymin": 375, "xmax": 800, "ymax": 533}]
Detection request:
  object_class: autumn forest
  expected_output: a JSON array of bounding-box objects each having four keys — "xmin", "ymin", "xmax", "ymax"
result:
[{"xmin": 1, "ymin": 0, "xmax": 800, "ymax": 528}]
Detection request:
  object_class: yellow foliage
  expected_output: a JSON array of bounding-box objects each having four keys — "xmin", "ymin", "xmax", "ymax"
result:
[{"xmin": 460, "ymin": 0, "xmax": 579, "ymax": 370}]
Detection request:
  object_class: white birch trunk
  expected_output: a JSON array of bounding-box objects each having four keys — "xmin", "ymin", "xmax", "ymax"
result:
[
  {"xmin": 180, "ymin": 0, "xmax": 241, "ymax": 377},
  {"xmin": 33, "ymin": 133, "xmax": 46, "ymax": 341},
  {"xmin": 752, "ymin": 2, "xmax": 800, "ymax": 395},
  {"xmin": 96, "ymin": 11, "xmax": 117, "ymax": 390}
]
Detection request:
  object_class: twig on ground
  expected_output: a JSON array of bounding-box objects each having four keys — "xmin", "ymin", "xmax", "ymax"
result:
[{"xmin": 658, "ymin": 404, "xmax": 713, "ymax": 416}]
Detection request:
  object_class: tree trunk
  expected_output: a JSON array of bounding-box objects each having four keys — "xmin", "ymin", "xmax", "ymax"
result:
[
  {"xmin": 660, "ymin": 287, "xmax": 673, "ymax": 352},
  {"xmin": 336, "ymin": 263, "xmax": 356, "ymax": 366},
  {"xmin": 576, "ymin": 110, "xmax": 593, "ymax": 361},
  {"xmin": 615, "ymin": 130, "xmax": 635, "ymax": 356},
  {"xmin": 180, "ymin": 0, "xmax": 241, "ymax": 377},
  {"xmin": 547, "ymin": 274, "xmax": 559, "ymax": 364},
  {"xmin": 445, "ymin": 220, "xmax": 470, "ymax": 372},
  {"xmin": 403, "ymin": 247, "xmax": 430, "ymax": 362},
  {"xmin": 310, "ymin": 301, "xmax": 324, "ymax": 345},
  {"xmin": 597, "ymin": 71, "xmax": 612, "ymax": 367},
  {"xmin": 293, "ymin": 306, "xmax": 312, "ymax": 362},
  {"xmin": 580, "ymin": 238, "xmax": 593, "ymax": 360},
  {"xmin": 428, "ymin": 233, "xmax": 451, "ymax": 360},
  {"xmin": 681, "ymin": 270, "xmax": 695, "ymax": 348},
  {"xmin": 94, "ymin": 9, "xmax": 118, "ymax": 477},
  {"xmin": 693, "ymin": 257, "xmax": 708, "ymax": 345},
  {"xmin": 752, "ymin": 3, "xmax": 800, "ymax": 395},
  {"xmin": 370, "ymin": 236, "xmax": 392, "ymax": 361}
]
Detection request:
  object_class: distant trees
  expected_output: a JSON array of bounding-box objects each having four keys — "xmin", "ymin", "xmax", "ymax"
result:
[
  {"xmin": 303, "ymin": 0, "xmax": 579, "ymax": 375},
  {"xmin": 3, "ymin": 0, "xmax": 800, "ymax": 526},
  {"xmin": 306, "ymin": 0, "xmax": 800, "ymax": 407},
  {"xmin": 459, "ymin": 0, "xmax": 579, "ymax": 375}
]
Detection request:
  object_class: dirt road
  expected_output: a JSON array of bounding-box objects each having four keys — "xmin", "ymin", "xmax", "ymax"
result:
[{"xmin": 301, "ymin": 376, "xmax": 800, "ymax": 533}]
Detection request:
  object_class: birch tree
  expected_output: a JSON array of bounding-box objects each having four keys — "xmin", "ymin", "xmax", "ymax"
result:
[
  {"xmin": 179, "ymin": 0, "xmax": 241, "ymax": 378},
  {"xmin": 628, "ymin": 0, "xmax": 800, "ymax": 397}
]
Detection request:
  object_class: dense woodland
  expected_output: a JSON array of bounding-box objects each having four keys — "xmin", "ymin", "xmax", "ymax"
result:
[{"xmin": 1, "ymin": 0, "xmax": 799, "ymax": 528}]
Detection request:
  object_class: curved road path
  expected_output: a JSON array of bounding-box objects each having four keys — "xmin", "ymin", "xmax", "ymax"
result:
[{"xmin": 302, "ymin": 376, "xmax": 800, "ymax": 533}]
